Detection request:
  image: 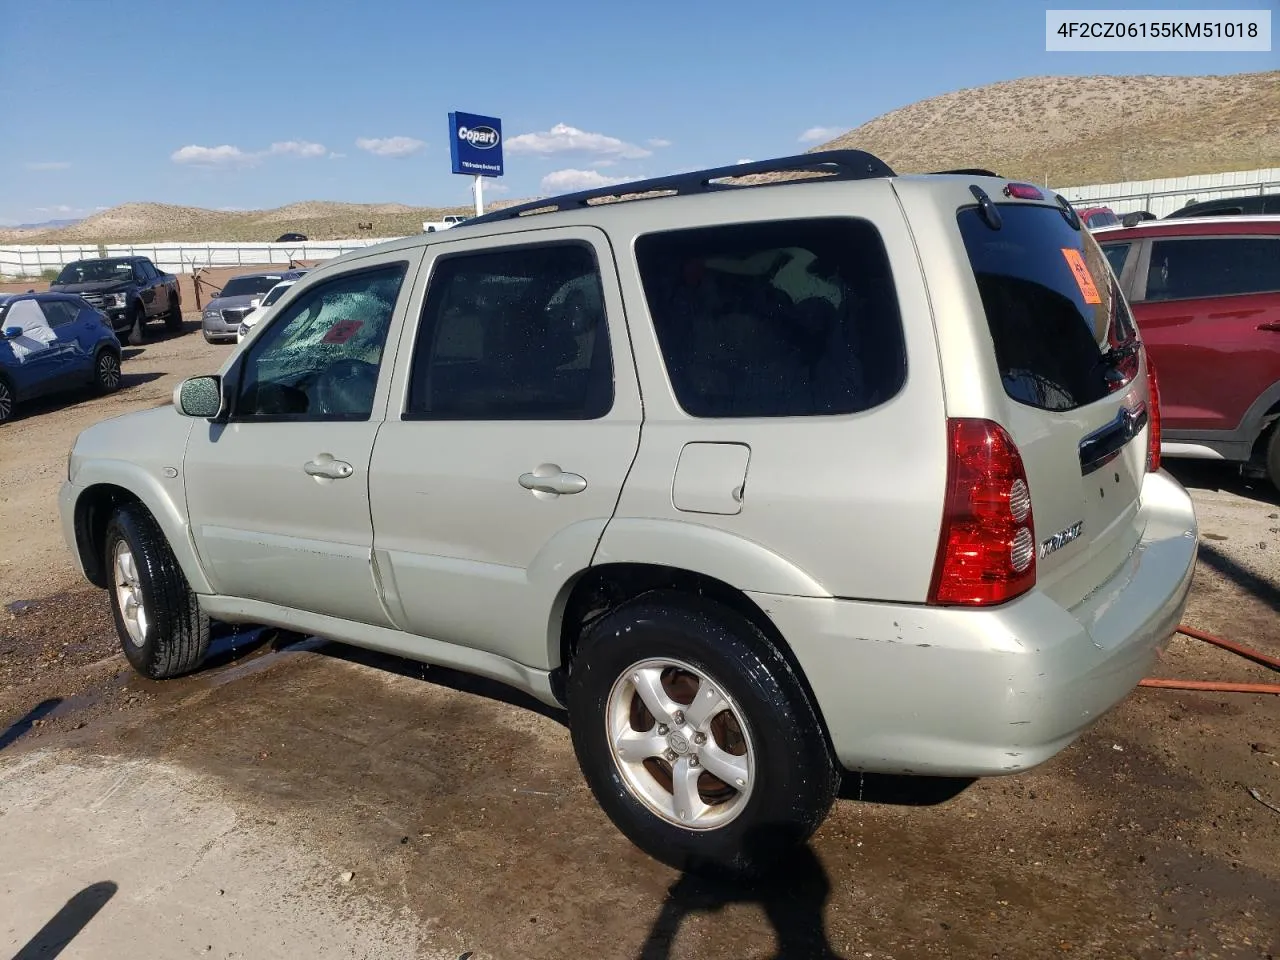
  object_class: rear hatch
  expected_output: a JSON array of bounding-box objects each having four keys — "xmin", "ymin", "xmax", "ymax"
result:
[{"xmin": 957, "ymin": 198, "xmax": 1152, "ymax": 608}]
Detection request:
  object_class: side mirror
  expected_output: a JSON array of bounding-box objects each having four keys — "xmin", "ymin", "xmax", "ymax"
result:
[
  {"xmin": 173, "ymin": 375, "xmax": 224, "ymax": 419},
  {"xmin": 2, "ymin": 326, "xmax": 22, "ymax": 340}
]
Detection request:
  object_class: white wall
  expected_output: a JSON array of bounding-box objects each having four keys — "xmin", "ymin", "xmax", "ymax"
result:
[
  {"xmin": 1054, "ymin": 167, "xmax": 1280, "ymax": 218},
  {"xmin": 0, "ymin": 239, "xmax": 400, "ymax": 278}
]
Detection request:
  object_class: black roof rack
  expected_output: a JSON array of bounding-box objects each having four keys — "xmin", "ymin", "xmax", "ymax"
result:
[
  {"xmin": 929, "ymin": 168, "xmax": 1002, "ymax": 177},
  {"xmin": 461, "ymin": 150, "xmax": 895, "ymax": 227}
]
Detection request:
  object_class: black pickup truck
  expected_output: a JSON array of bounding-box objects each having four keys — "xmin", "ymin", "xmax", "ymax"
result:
[{"xmin": 48, "ymin": 255, "xmax": 182, "ymax": 341}]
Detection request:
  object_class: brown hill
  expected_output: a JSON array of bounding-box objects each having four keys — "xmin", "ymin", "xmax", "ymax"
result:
[
  {"xmin": 0, "ymin": 200, "xmax": 487, "ymax": 245},
  {"xmin": 813, "ymin": 71, "xmax": 1280, "ymax": 187}
]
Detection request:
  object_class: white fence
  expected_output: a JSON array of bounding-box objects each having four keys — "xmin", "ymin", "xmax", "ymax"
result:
[
  {"xmin": 1054, "ymin": 166, "xmax": 1280, "ymax": 218},
  {"xmin": 0, "ymin": 238, "xmax": 402, "ymax": 279},
  {"xmin": 4, "ymin": 165, "xmax": 1280, "ymax": 278}
]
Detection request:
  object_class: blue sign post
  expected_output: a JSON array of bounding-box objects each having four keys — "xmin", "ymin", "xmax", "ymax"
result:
[{"xmin": 448, "ymin": 111, "xmax": 503, "ymax": 217}]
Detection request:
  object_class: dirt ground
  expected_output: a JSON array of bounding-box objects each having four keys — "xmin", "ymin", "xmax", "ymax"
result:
[{"xmin": 1, "ymin": 327, "xmax": 1277, "ymax": 959}]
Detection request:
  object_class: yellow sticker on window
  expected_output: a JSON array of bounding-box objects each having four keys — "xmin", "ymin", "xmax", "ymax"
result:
[{"xmin": 1061, "ymin": 248, "xmax": 1102, "ymax": 304}]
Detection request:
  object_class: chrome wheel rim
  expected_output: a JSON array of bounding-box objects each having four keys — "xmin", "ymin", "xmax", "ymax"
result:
[
  {"xmin": 606, "ymin": 657, "xmax": 755, "ymax": 830},
  {"xmin": 0, "ymin": 381, "xmax": 11, "ymax": 421},
  {"xmin": 112, "ymin": 539, "xmax": 148, "ymax": 647},
  {"xmin": 98, "ymin": 354, "xmax": 120, "ymax": 388}
]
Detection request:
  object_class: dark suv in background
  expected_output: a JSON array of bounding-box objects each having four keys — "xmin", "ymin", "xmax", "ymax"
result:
[{"xmin": 1096, "ymin": 215, "xmax": 1280, "ymax": 491}]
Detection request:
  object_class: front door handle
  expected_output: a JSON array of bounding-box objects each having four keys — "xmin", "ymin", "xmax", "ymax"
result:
[
  {"xmin": 304, "ymin": 455, "xmax": 353, "ymax": 480},
  {"xmin": 1258, "ymin": 321, "xmax": 1280, "ymax": 332},
  {"xmin": 519, "ymin": 464, "xmax": 587, "ymax": 496}
]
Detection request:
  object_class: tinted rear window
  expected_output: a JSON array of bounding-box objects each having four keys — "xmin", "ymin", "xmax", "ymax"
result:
[
  {"xmin": 958, "ymin": 203, "xmax": 1139, "ymax": 412},
  {"xmin": 634, "ymin": 218, "xmax": 906, "ymax": 418}
]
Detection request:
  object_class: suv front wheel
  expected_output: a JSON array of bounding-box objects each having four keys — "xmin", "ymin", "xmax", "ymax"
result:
[
  {"xmin": 104, "ymin": 502, "xmax": 211, "ymax": 679},
  {"xmin": 567, "ymin": 591, "xmax": 838, "ymax": 876}
]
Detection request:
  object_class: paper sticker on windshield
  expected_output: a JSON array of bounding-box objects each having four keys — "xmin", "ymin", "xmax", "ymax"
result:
[
  {"xmin": 1061, "ymin": 248, "xmax": 1102, "ymax": 304},
  {"xmin": 322, "ymin": 319, "xmax": 363, "ymax": 344}
]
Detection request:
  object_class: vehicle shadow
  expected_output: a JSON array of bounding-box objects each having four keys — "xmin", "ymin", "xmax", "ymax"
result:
[
  {"xmin": 837, "ymin": 771, "xmax": 974, "ymax": 806},
  {"xmin": 1197, "ymin": 540, "xmax": 1280, "ymax": 615},
  {"xmin": 1164, "ymin": 460, "xmax": 1280, "ymax": 507},
  {"xmin": 318, "ymin": 641, "xmax": 570, "ymax": 726},
  {"xmin": 0, "ymin": 698, "xmax": 62, "ymax": 751},
  {"xmin": 9, "ymin": 372, "xmax": 166, "ymax": 422},
  {"xmin": 11, "ymin": 881, "xmax": 117, "ymax": 960},
  {"xmin": 636, "ymin": 834, "xmax": 846, "ymax": 959}
]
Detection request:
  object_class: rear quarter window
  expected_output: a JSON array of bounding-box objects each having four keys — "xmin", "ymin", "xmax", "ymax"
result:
[
  {"xmin": 634, "ymin": 217, "xmax": 907, "ymax": 418},
  {"xmin": 958, "ymin": 203, "xmax": 1139, "ymax": 412}
]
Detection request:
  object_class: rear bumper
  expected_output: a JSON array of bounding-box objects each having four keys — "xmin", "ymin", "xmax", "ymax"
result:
[{"xmin": 751, "ymin": 469, "xmax": 1198, "ymax": 777}]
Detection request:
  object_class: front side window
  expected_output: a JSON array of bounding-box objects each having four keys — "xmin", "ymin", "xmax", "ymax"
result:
[
  {"xmin": 405, "ymin": 242, "xmax": 613, "ymax": 420},
  {"xmin": 40, "ymin": 300, "xmax": 80, "ymax": 328},
  {"xmin": 1101, "ymin": 242, "xmax": 1133, "ymax": 280},
  {"xmin": 634, "ymin": 218, "xmax": 907, "ymax": 418},
  {"xmin": 1145, "ymin": 237, "xmax": 1280, "ymax": 301},
  {"xmin": 233, "ymin": 262, "xmax": 407, "ymax": 420}
]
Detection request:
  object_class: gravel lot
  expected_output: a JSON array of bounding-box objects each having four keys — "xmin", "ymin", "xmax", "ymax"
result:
[{"xmin": 1, "ymin": 324, "xmax": 1277, "ymax": 959}]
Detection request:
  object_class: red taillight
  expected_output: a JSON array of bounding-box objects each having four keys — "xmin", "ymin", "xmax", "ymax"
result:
[
  {"xmin": 928, "ymin": 419, "xmax": 1036, "ymax": 606},
  {"xmin": 1003, "ymin": 182, "xmax": 1044, "ymax": 200},
  {"xmin": 1146, "ymin": 351, "xmax": 1162, "ymax": 472}
]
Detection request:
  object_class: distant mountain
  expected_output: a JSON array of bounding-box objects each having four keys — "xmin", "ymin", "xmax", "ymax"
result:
[{"xmin": 9, "ymin": 217, "xmax": 84, "ymax": 231}]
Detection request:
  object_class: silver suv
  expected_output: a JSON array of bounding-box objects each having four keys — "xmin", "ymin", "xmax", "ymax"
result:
[{"xmin": 58, "ymin": 152, "xmax": 1198, "ymax": 875}]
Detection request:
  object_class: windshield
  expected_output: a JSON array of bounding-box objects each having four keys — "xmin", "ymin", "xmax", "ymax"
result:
[
  {"xmin": 958, "ymin": 202, "xmax": 1139, "ymax": 412},
  {"xmin": 55, "ymin": 259, "xmax": 134, "ymax": 284},
  {"xmin": 262, "ymin": 283, "xmax": 293, "ymax": 306},
  {"xmin": 220, "ymin": 276, "xmax": 283, "ymax": 298}
]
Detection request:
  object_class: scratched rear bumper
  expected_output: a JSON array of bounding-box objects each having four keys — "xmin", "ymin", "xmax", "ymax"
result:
[{"xmin": 750, "ymin": 470, "xmax": 1198, "ymax": 777}]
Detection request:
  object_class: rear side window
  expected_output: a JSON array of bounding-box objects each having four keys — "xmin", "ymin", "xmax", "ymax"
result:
[
  {"xmin": 634, "ymin": 218, "xmax": 906, "ymax": 418},
  {"xmin": 1145, "ymin": 237, "xmax": 1280, "ymax": 301},
  {"xmin": 405, "ymin": 242, "xmax": 613, "ymax": 420},
  {"xmin": 958, "ymin": 203, "xmax": 1139, "ymax": 413}
]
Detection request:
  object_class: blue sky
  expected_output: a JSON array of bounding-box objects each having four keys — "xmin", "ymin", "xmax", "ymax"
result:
[{"xmin": 1, "ymin": 0, "xmax": 1274, "ymax": 224}]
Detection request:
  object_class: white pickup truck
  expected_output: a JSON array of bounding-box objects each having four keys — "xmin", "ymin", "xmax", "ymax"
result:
[{"xmin": 421, "ymin": 214, "xmax": 470, "ymax": 233}]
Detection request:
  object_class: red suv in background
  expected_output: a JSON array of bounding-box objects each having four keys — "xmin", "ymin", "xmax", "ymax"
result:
[{"xmin": 1096, "ymin": 215, "xmax": 1280, "ymax": 491}]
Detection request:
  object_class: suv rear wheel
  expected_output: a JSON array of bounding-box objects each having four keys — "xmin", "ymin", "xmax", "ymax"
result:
[
  {"xmin": 1266, "ymin": 424, "xmax": 1280, "ymax": 495},
  {"xmin": 567, "ymin": 591, "xmax": 838, "ymax": 876},
  {"xmin": 104, "ymin": 502, "xmax": 210, "ymax": 679}
]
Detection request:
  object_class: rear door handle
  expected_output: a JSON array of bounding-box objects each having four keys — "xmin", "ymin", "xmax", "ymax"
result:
[
  {"xmin": 1258, "ymin": 321, "xmax": 1280, "ymax": 332},
  {"xmin": 519, "ymin": 465, "xmax": 587, "ymax": 496},
  {"xmin": 304, "ymin": 455, "xmax": 354, "ymax": 480}
]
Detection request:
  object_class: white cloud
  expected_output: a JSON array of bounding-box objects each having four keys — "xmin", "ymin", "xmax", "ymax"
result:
[
  {"xmin": 540, "ymin": 168, "xmax": 631, "ymax": 194},
  {"xmin": 268, "ymin": 140, "xmax": 327, "ymax": 158},
  {"xmin": 170, "ymin": 140, "xmax": 329, "ymax": 166},
  {"xmin": 736, "ymin": 158, "xmax": 754, "ymax": 164},
  {"xmin": 508, "ymin": 123, "xmax": 651, "ymax": 161},
  {"xmin": 798, "ymin": 126, "xmax": 845, "ymax": 144},
  {"xmin": 356, "ymin": 136, "xmax": 426, "ymax": 158},
  {"xmin": 26, "ymin": 161, "xmax": 71, "ymax": 171},
  {"xmin": 35, "ymin": 205, "xmax": 79, "ymax": 214},
  {"xmin": 328, "ymin": 151, "xmax": 346, "ymax": 160},
  {"xmin": 647, "ymin": 138, "xmax": 672, "ymax": 148},
  {"xmin": 171, "ymin": 144, "xmax": 256, "ymax": 166}
]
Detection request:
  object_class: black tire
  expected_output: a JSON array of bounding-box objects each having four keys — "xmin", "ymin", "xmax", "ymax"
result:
[
  {"xmin": 1266, "ymin": 424, "xmax": 1280, "ymax": 496},
  {"xmin": 0, "ymin": 375, "xmax": 14, "ymax": 424},
  {"xmin": 567, "ymin": 591, "xmax": 838, "ymax": 877},
  {"xmin": 126, "ymin": 304, "xmax": 146, "ymax": 346},
  {"xmin": 92, "ymin": 348, "xmax": 121, "ymax": 393},
  {"xmin": 104, "ymin": 502, "xmax": 210, "ymax": 679},
  {"xmin": 164, "ymin": 295, "xmax": 183, "ymax": 332}
]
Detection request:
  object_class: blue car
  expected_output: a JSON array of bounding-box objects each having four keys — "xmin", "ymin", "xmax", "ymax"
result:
[{"xmin": 0, "ymin": 292, "xmax": 123, "ymax": 424}]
